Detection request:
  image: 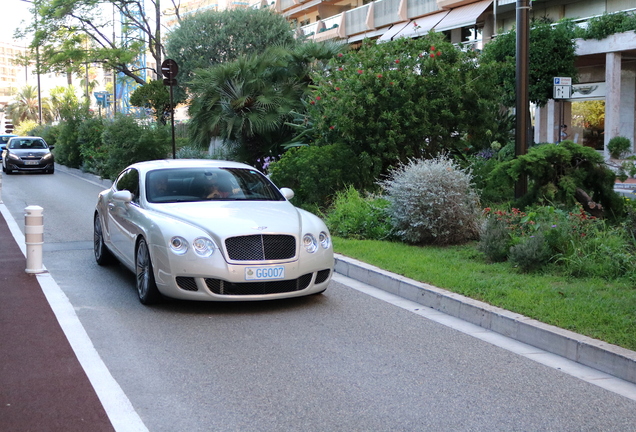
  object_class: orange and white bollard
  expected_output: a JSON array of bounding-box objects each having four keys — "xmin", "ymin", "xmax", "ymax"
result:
[{"xmin": 25, "ymin": 205, "xmax": 45, "ymax": 274}]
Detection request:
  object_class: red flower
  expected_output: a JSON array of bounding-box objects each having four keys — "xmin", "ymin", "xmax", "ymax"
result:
[
  {"xmin": 377, "ymin": 74, "xmax": 383, "ymax": 78},
  {"xmin": 338, "ymin": 67, "xmax": 343, "ymax": 71},
  {"xmin": 335, "ymin": 87, "xmax": 340, "ymax": 91},
  {"xmin": 390, "ymin": 82, "xmax": 394, "ymax": 85},
  {"xmin": 430, "ymin": 53, "xmax": 435, "ymax": 58},
  {"xmin": 310, "ymin": 101, "xmax": 315, "ymax": 105},
  {"xmin": 329, "ymin": 126, "xmax": 335, "ymax": 130},
  {"xmin": 437, "ymin": 51, "xmax": 442, "ymax": 56},
  {"xmin": 337, "ymin": 53, "xmax": 343, "ymax": 57},
  {"xmin": 316, "ymin": 96, "xmax": 321, "ymax": 101},
  {"xmin": 395, "ymin": 59, "xmax": 400, "ymax": 64},
  {"xmin": 357, "ymin": 69, "xmax": 363, "ymax": 74},
  {"xmin": 430, "ymin": 46, "xmax": 435, "ymax": 51}
]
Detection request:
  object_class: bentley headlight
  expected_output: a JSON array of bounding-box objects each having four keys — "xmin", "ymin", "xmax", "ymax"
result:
[
  {"xmin": 193, "ymin": 237, "xmax": 215, "ymax": 257},
  {"xmin": 303, "ymin": 234, "xmax": 318, "ymax": 253},
  {"xmin": 319, "ymin": 231, "xmax": 331, "ymax": 249},
  {"xmin": 169, "ymin": 236, "xmax": 189, "ymax": 255}
]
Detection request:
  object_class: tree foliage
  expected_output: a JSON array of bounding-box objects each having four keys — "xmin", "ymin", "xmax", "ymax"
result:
[
  {"xmin": 5, "ymin": 85, "xmax": 53, "ymax": 125},
  {"xmin": 480, "ymin": 19, "xmax": 579, "ymax": 107},
  {"xmin": 302, "ymin": 32, "xmax": 503, "ymax": 191},
  {"xmin": 130, "ymin": 79, "xmax": 185, "ymax": 124},
  {"xmin": 21, "ymin": 0, "xmax": 177, "ymax": 86},
  {"xmin": 165, "ymin": 8, "xmax": 298, "ymax": 97},
  {"xmin": 187, "ymin": 43, "xmax": 343, "ymax": 169},
  {"xmin": 491, "ymin": 141, "xmax": 623, "ymax": 218}
]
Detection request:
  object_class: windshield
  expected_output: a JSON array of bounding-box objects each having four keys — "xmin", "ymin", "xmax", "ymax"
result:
[
  {"xmin": 9, "ymin": 139, "xmax": 47, "ymax": 149},
  {"xmin": 145, "ymin": 167, "xmax": 285, "ymax": 203}
]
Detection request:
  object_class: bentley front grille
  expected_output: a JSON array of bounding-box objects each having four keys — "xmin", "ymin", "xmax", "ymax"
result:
[
  {"xmin": 205, "ymin": 273, "xmax": 313, "ymax": 295},
  {"xmin": 225, "ymin": 234, "xmax": 296, "ymax": 261}
]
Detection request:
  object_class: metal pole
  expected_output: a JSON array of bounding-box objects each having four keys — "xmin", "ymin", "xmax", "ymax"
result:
[
  {"xmin": 515, "ymin": 0, "xmax": 530, "ymax": 199},
  {"xmin": 36, "ymin": 45, "xmax": 42, "ymax": 124},
  {"xmin": 170, "ymin": 83, "xmax": 176, "ymax": 159}
]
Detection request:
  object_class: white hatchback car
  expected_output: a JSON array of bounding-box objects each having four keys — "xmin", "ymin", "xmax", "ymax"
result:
[{"xmin": 94, "ymin": 159, "xmax": 334, "ymax": 304}]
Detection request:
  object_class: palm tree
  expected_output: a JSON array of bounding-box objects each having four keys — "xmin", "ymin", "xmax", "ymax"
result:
[
  {"xmin": 5, "ymin": 85, "xmax": 53, "ymax": 125},
  {"xmin": 187, "ymin": 42, "xmax": 345, "ymax": 169}
]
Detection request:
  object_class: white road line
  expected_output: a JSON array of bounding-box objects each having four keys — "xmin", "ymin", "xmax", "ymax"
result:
[
  {"xmin": 0, "ymin": 203, "xmax": 148, "ymax": 432},
  {"xmin": 333, "ymin": 272, "xmax": 636, "ymax": 402}
]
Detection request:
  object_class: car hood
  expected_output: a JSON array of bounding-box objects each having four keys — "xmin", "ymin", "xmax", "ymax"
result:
[
  {"xmin": 11, "ymin": 149, "xmax": 50, "ymax": 157},
  {"xmin": 150, "ymin": 200, "xmax": 303, "ymax": 238}
]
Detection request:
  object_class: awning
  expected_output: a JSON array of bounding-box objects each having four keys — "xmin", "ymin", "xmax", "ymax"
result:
[
  {"xmin": 433, "ymin": 0, "xmax": 492, "ymax": 33},
  {"xmin": 378, "ymin": 21, "xmax": 411, "ymax": 42},
  {"xmin": 395, "ymin": 11, "xmax": 449, "ymax": 40}
]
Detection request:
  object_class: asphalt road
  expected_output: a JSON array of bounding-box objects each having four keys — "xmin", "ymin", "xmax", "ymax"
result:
[{"xmin": 3, "ymin": 166, "xmax": 636, "ymax": 432}]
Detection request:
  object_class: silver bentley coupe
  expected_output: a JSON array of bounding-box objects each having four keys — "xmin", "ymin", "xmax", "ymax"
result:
[{"xmin": 94, "ymin": 159, "xmax": 334, "ymax": 304}]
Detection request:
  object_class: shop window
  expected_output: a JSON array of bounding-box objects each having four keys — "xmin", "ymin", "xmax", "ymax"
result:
[{"xmin": 571, "ymin": 99, "xmax": 605, "ymax": 151}]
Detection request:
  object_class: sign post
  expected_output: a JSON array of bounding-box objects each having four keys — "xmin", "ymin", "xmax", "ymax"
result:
[
  {"xmin": 161, "ymin": 59, "xmax": 179, "ymax": 159},
  {"xmin": 553, "ymin": 77, "xmax": 572, "ymax": 143}
]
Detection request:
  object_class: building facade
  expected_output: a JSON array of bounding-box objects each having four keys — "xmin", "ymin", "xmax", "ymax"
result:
[{"xmin": 253, "ymin": 0, "xmax": 636, "ymax": 158}]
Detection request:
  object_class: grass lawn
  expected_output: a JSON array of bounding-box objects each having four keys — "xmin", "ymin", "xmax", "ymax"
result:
[{"xmin": 333, "ymin": 237, "xmax": 636, "ymax": 352}]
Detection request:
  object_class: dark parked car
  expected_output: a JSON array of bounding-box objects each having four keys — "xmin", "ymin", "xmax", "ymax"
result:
[
  {"xmin": 0, "ymin": 134, "xmax": 17, "ymax": 162},
  {"xmin": 2, "ymin": 136, "xmax": 55, "ymax": 174}
]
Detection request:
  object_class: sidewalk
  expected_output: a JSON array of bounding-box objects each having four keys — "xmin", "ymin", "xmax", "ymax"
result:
[{"xmin": 0, "ymin": 209, "xmax": 115, "ymax": 431}]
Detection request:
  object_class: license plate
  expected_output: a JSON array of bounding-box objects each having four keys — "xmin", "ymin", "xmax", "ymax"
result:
[
  {"xmin": 245, "ymin": 266, "xmax": 285, "ymax": 281},
  {"xmin": 25, "ymin": 160, "xmax": 39, "ymax": 165}
]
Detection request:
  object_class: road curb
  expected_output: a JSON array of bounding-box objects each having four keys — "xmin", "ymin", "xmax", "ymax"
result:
[
  {"xmin": 334, "ymin": 254, "xmax": 636, "ymax": 385},
  {"xmin": 54, "ymin": 163, "xmax": 113, "ymax": 188}
]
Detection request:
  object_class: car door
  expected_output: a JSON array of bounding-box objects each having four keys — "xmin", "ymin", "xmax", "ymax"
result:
[{"xmin": 107, "ymin": 168, "xmax": 142, "ymax": 268}]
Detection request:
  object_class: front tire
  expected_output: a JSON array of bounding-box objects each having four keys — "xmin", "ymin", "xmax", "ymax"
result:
[
  {"xmin": 94, "ymin": 214, "xmax": 115, "ymax": 265},
  {"xmin": 136, "ymin": 238, "xmax": 162, "ymax": 305}
]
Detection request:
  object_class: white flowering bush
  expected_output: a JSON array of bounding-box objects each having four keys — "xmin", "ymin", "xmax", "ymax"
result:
[{"xmin": 380, "ymin": 156, "xmax": 481, "ymax": 245}]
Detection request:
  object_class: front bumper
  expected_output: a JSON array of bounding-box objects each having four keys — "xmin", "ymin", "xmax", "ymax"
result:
[
  {"xmin": 5, "ymin": 161, "xmax": 54, "ymax": 172},
  {"xmin": 153, "ymin": 248, "xmax": 334, "ymax": 301}
]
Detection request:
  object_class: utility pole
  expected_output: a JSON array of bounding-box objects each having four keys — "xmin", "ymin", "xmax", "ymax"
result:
[{"xmin": 515, "ymin": 0, "xmax": 530, "ymax": 199}]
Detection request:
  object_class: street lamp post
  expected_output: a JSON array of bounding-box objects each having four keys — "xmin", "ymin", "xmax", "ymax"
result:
[{"xmin": 21, "ymin": 0, "xmax": 43, "ymax": 124}]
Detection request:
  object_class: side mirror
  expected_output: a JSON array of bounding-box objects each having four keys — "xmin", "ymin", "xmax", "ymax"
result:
[
  {"xmin": 112, "ymin": 190, "xmax": 133, "ymax": 203},
  {"xmin": 280, "ymin": 188, "xmax": 294, "ymax": 200},
  {"xmin": 48, "ymin": 145, "xmax": 55, "ymax": 150}
]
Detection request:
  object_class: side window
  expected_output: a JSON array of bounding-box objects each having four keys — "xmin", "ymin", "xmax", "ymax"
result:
[{"xmin": 115, "ymin": 169, "xmax": 140, "ymax": 203}]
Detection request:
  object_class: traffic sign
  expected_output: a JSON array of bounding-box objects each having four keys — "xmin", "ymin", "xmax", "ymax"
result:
[
  {"xmin": 163, "ymin": 78, "xmax": 178, "ymax": 87},
  {"xmin": 554, "ymin": 85, "xmax": 571, "ymax": 99},
  {"xmin": 161, "ymin": 59, "xmax": 179, "ymax": 79},
  {"xmin": 553, "ymin": 77, "xmax": 572, "ymax": 86}
]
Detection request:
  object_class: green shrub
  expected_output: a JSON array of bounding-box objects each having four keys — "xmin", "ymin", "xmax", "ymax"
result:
[
  {"xmin": 78, "ymin": 117, "xmax": 106, "ymax": 175},
  {"xmin": 608, "ymin": 136, "xmax": 631, "ymax": 159},
  {"xmin": 479, "ymin": 205, "xmax": 636, "ymax": 279},
  {"xmin": 325, "ymin": 186, "xmax": 393, "ymax": 240},
  {"xmin": 491, "ymin": 141, "xmax": 623, "ymax": 219},
  {"xmin": 268, "ymin": 143, "xmax": 361, "ymax": 209},
  {"xmin": 583, "ymin": 11, "xmax": 636, "ymax": 40},
  {"xmin": 477, "ymin": 216, "xmax": 512, "ymax": 263},
  {"xmin": 508, "ymin": 232, "xmax": 551, "ymax": 273},
  {"xmin": 55, "ymin": 117, "xmax": 85, "ymax": 168},
  {"xmin": 102, "ymin": 116, "xmax": 171, "ymax": 179},
  {"xmin": 176, "ymin": 145, "xmax": 215, "ymax": 160},
  {"xmin": 29, "ymin": 124, "xmax": 60, "ymax": 147},
  {"xmin": 555, "ymin": 224, "xmax": 635, "ymax": 280},
  {"xmin": 380, "ymin": 155, "xmax": 481, "ymax": 245},
  {"xmin": 470, "ymin": 141, "xmax": 516, "ymax": 206}
]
